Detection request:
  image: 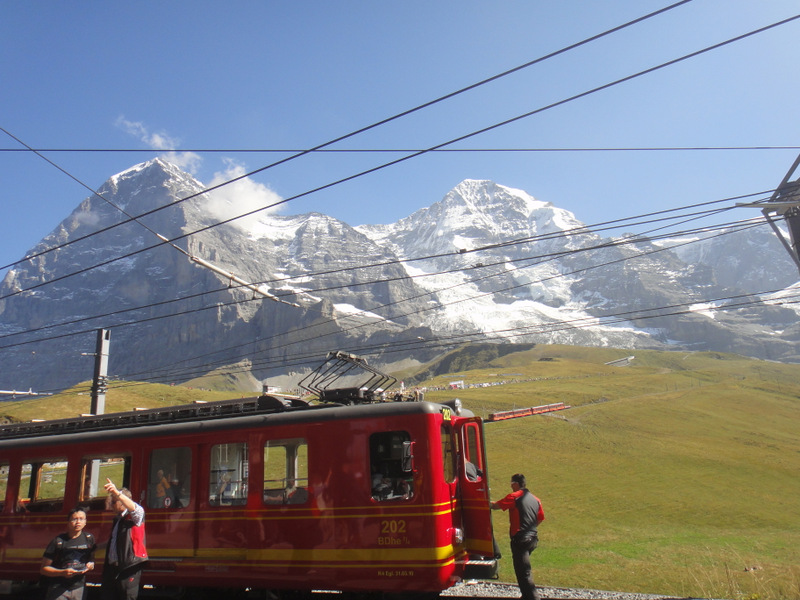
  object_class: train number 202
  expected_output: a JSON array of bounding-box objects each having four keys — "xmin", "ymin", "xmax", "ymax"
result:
[
  {"xmin": 379, "ymin": 519, "xmax": 409, "ymax": 546},
  {"xmin": 381, "ymin": 519, "xmax": 407, "ymax": 534}
]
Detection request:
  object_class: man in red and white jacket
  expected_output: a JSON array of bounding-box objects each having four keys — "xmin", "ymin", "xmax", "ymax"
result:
[
  {"xmin": 102, "ymin": 479, "xmax": 149, "ymax": 600},
  {"xmin": 491, "ymin": 473, "xmax": 544, "ymax": 600}
]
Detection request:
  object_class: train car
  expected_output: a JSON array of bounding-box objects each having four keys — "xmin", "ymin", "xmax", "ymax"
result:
[{"xmin": 0, "ymin": 353, "xmax": 497, "ymax": 598}]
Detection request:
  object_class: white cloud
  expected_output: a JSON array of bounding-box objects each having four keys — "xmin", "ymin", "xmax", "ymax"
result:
[
  {"xmin": 114, "ymin": 117, "xmax": 282, "ymax": 230},
  {"xmin": 203, "ymin": 158, "xmax": 283, "ymax": 231},
  {"xmin": 115, "ymin": 116, "xmax": 201, "ymax": 174}
]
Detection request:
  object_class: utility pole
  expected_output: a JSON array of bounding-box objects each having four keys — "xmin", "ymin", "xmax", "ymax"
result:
[{"xmin": 90, "ymin": 328, "xmax": 111, "ymax": 415}]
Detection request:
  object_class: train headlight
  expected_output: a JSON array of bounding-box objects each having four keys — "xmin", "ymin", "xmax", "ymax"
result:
[{"xmin": 443, "ymin": 398, "xmax": 462, "ymax": 416}]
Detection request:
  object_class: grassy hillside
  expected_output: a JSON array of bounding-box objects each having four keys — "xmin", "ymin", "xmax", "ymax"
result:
[
  {"xmin": 424, "ymin": 346, "xmax": 800, "ymax": 600},
  {"xmin": 3, "ymin": 345, "xmax": 799, "ymax": 599},
  {"xmin": 0, "ymin": 381, "xmax": 242, "ymax": 422}
]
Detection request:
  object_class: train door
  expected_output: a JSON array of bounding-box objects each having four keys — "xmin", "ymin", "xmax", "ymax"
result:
[{"xmin": 455, "ymin": 418, "xmax": 495, "ymax": 558}]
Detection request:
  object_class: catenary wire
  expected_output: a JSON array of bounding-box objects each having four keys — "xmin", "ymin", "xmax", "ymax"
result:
[
  {"xmin": 0, "ymin": 207, "xmax": 761, "ymax": 359},
  {"xmin": 110, "ymin": 213, "xmax": 776, "ymax": 383},
  {"xmin": 93, "ymin": 281, "xmax": 800, "ymax": 393},
  {"xmin": 0, "ymin": 1, "xmax": 713, "ymax": 275},
  {"xmin": 0, "ymin": 9, "xmax": 800, "ymax": 300},
  {"xmin": 3, "ymin": 145, "xmax": 800, "ymax": 154},
  {"xmin": 116, "ymin": 207, "xmax": 767, "ymax": 380},
  {"xmin": 6, "ymin": 10, "xmax": 800, "ymax": 390},
  {"xmin": 1, "ymin": 10, "xmax": 795, "ymax": 300},
  {"xmin": 0, "ymin": 191, "xmax": 768, "ymax": 346}
]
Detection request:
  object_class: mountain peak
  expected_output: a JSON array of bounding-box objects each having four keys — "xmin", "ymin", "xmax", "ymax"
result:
[
  {"xmin": 108, "ymin": 157, "xmax": 184, "ymax": 187},
  {"xmin": 3, "ymin": 162, "xmax": 800, "ymax": 394},
  {"xmin": 98, "ymin": 158, "xmax": 204, "ymax": 214}
]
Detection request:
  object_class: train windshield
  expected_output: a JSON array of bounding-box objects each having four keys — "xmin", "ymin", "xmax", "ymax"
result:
[{"xmin": 370, "ymin": 431, "xmax": 413, "ymax": 501}]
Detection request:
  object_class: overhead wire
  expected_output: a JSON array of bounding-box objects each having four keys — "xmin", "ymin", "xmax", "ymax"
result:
[
  {"xmin": 2, "ymin": 11, "xmax": 795, "ymax": 307},
  {"xmin": 6, "ymin": 5, "xmax": 800, "ymax": 390},
  {"xmin": 3, "ymin": 10, "xmax": 799, "ymax": 303},
  {"xmin": 96, "ymin": 279, "xmax": 800, "ymax": 393},
  {"xmin": 112, "ymin": 210, "xmax": 778, "ymax": 383},
  {"xmin": 54, "ymin": 276, "xmax": 800, "ymax": 397},
  {"xmin": 0, "ymin": 190, "xmax": 769, "ymax": 348},
  {"xmin": 0, "ymin": 193, "xmax": 782, "ymax": 393},
  {"xmin": 0, "ymin": 0, "xmax": 700, "ymax": 274},
  {"xmin": 3, "ymin": 145, "xmax": 800, "ymax": 154}
]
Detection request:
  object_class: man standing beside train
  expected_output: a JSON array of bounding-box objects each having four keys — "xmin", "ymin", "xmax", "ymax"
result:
[
  {"xmin": 102, "ymin": 479, "xmax": 149, "ymax": 600},
  {"xmin": 490, "ymin": 473, "xmax": 545, "ymax": 600}
]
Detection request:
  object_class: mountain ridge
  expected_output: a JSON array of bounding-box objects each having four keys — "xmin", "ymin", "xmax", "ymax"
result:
[{"xmin": 2, "ymin": 158, "xmax": 799, "ymax": 393}]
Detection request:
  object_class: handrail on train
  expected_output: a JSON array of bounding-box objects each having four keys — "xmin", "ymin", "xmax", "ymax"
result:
[
  {"xmin": 0, "ymin": 351, "xmax": 417, "ymax": 440},
  {"xmin": 0, "ymin": 394, "xmax": 313, "ymax": 441}
]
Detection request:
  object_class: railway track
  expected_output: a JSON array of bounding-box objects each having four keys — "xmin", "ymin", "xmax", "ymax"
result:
[
  {"xmin": 3, "ymin": 581, "xmax": 706, "ymax": 600},
  {"xmin": 444, "ymin": 581, "xmax": 705, "ymax": 600}
]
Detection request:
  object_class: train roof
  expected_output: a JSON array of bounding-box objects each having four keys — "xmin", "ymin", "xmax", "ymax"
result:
[{"xmin": 0, "ymin": 395, "xmax": 469, "ymax": 450}]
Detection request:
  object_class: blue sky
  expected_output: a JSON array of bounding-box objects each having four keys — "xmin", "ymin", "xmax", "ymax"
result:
[{"xmin": 3, "ymin": 1, "xmax": 800, "ymax": 275}]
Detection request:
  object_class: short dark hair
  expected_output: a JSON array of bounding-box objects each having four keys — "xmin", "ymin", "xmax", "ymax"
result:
[
  {"xmin": 68, "ymin": 507, "xmax": 87, "ymax": 520},
  {"xmin": 511, "ymin": 473, "xmax": 526, "ymax": 488}
]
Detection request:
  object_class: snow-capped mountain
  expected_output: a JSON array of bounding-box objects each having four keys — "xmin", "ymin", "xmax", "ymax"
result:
[{"xmin": 2, "ymin": 159, "xmax": 799, "ymax": 393}]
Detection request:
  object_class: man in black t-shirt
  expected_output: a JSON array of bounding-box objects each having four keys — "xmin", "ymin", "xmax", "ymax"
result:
[{"xmin": 40, "ymin": 507, "xmax": 96, "ymax": 600}]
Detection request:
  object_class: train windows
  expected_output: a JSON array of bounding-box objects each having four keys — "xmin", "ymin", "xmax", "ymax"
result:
[
  {"xmin": 148, "ymin": 447, "xmax": 192, "ymax": 509},
  {"xmin": 0, "ymin": 462, "xmax": 7, "ymax": 511},
  {"xmin": 80, "ymin": 456, "xmax": 131, "ymax": 511},
  {"xmin": 463, "ymin": 422, "xmax": 484, "ymax": 482},
  {"xmin": 18, "ymin": 460, "xmax": 67, "ymax": 512},
  {"xmin": 210, "ymin": 443, "xmax": 248, "ymax": 506},
  {"xmin": 370, "ymin": 431, "xmax": 413, "ymax": 501},
  {"xmin": 441, "ymin": 424, "xmax": 455, "ymax": 484},
  {"xmin": 263, "ymin": 438, "xmax": 308, "ymax": 505}
]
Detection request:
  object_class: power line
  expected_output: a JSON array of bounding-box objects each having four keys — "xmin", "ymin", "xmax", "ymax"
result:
[
  {"xmin": 0, "ymin": 1, "xmax": 697, "ymax": 275},
  {"xmin": 4, "ymin": 10, "xmax": 797, "ymax": 296},
  {"xmin": 102, "ymin": 281, "xmax": 800, "ymax": 391},
  {"xmin": 0, "ymin": 191, "xmax": 767, "ymax": 347},
  {"xmin": 112, "ymin": 214, "xmax": 775, "ymax": 384},
  {"xmin": 3, "ymin": 145, "xmax": 800, "ymax": 154}
]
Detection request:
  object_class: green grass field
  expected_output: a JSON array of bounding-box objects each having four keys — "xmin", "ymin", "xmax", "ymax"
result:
[
  {"xmin": 425, "ymin": 346, "xmax": 800, "ymax": 600},
  {"xmin": 3, "ymin": 345, "xmax": 799, "ymax": 599}
]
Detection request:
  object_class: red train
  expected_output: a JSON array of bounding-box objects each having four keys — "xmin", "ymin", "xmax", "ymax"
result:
[{"xmin": 0, "ymin": 353, "xmax": 497, "ymax": 598}]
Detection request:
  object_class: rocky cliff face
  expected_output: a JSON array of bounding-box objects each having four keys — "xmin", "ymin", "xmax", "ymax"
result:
[{"xmin": 1, "ymin": 159, "xmax": 798, "ymax": 393}]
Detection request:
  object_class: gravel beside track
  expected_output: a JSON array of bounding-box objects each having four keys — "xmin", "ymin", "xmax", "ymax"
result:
[{"xmin": 442, "ymin": 580, "xmax": 715, "ymax": 600}]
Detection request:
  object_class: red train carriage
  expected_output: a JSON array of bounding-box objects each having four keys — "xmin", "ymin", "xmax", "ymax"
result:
[{"xmin": 0, "ymin": 357, "xmax": 497, "ymax": 597}]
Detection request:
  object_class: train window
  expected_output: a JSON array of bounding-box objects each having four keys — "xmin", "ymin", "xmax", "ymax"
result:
[
  {"xmin": 148, "ymin": 447, "xmax": 192, "ymax": 509},
  {"xmin": 19, "ymin": 460, "xmax": 67, "ymax": 512},
  {"xmin": 463, "ymin": 423, "xmax": 484, "ymax": 482},
  {"xmin": 80, "ymin": 456, "xmax": 130, "ymax": 511},
  {"xmin": 210, "ymin": 443, "xmax": 248, "ymax": 506},
  {"xmin": 263, "ymin": 438, "xmax": 308, "ymax": 505},
  {"xmin": 441, "ymin": 424, "xmax": 455, "ymax": 484},
  {"xmin": 0, "ymin": 462, "xmax": 7, "ymax": 511},
  {"xmin": 370, "ymin": 431, "xmax": 414, "ymax": 501}
]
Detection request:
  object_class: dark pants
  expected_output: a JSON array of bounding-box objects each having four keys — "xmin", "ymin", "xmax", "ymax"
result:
[
  {"xmin": 510, "ymin": 532, "xmax": 539, "ymax": 600},
  {"xmin": 44, "ymin": 583, "xmax": 85, "ymax": 600},
  {"xmin": 101, "ymin": 564, "xmax": 142, "ymax": 600}
]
